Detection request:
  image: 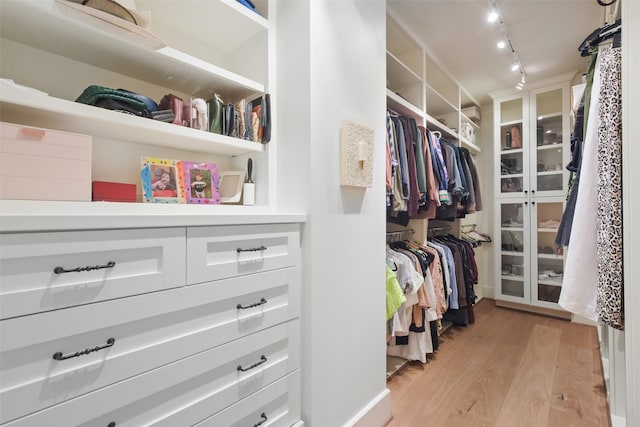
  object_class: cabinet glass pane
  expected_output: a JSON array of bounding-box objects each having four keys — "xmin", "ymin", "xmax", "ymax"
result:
[
  {"xmin": 535, "ymin": 89, "xmax": 564, "ymax": 193},
  {"xmin": 500, "ymin": 121, "xmax": 524, "ymax": 194},
  {"xmin": 536, "ymin": 201, "xmax": 564, "ymax": 303},
  {"xmin": 500, "ymin": 98, "xmax": 523, "ymax": 123}
]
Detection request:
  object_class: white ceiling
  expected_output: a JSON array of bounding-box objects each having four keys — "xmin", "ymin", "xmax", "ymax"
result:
[{"xmin": 387, "ymin": 0, "xmax": 606, "ymax": 106}]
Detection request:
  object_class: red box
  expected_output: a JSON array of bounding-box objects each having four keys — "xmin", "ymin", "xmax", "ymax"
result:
[{"xmin": 92, "ymin": 181, "xmax": 136, "ymax": 202}]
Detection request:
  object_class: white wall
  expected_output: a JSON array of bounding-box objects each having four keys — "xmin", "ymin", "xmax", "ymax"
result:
[
  {"xmin": 622, "ymin": 1, "xmax": 639, "ymax": 425},
  {"xmin": 276, "ymin": 1, "xmax": 390, "ymax": 426}
]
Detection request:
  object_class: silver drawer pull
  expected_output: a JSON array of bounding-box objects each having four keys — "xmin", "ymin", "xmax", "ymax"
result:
[
  {"xmin": 53, "ymin": 261, "xmax": 116, "ymax": 274},
  {"xmin": 236, "ymin": 298, "xmax": 267, "ymax": 310},
  {"xmin": 251, "ymin": 413, "xmax": 268, "ymax": 427},
  {"xmin": 53, "ymin": 337, "xmax": 115, "ymax": 361},
  {"xmin": 237, "ymin": 355, "xmax": 267, "ymax": 372},
  {"xmin": 236, "ymin": 245, "xmax": 267, "ymax": 253}
]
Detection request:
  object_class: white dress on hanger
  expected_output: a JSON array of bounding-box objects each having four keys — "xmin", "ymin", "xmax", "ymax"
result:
[{"xmin": 558, "ymin": 53, "xmax": 602, "ymax": 321}]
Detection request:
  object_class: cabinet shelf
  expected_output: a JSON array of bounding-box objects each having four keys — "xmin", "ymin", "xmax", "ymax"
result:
[
  {"xmin": 501, "ymin": 148, "xmax": 524, "ymax": 155},
  {"xmin": 386, "ymin": 89, "xmax": 425, "ymax": 121},
  {"xmin": 536, "ymin": 112, "xmax": 563, "ymax": 121},
  {"xmin": 501, "ymin": 226, "xmax": 524, "ymax": 231},
  {"xmin": 425, "ymin": 113, "xmax": 457, "ymax": 139},
  {"xmin": 500, "ymin": 119, "xmax": 523, "ymax": 127},
  {"xmin": 537, "ymin": 279, "xmax": 563, "ymax": 287},
  {"xmin": 500, "ymin": 173, "xmax": 524, "ymax": 179},
  {"xmin": 387, "ymin": 51, "xmax": 423, "ymax": 89},
  {"xmin": 460, "ymin": 136, "xmax": 481, "ymax": 153},
  {"xmin": 0, "ymin": 0, "xmax": 265, "ymax": 100},
  {"xmin": 537, "ymin": 170, "xmax": 563, "ymax": 176},
  {"xmin": 538, "ymin": 253, "xmax": 564, "ymax": 260},
  {"xmin": 0, "ymin": 81, "xmax": 264, "ymax": 157},
  {"xmin": 502, "ymin": 275, "xmax": 525, "ymax": 281},
  {"xmin": 537, "ymin": 143, "xmax": 563, "ymax": 151},
  {"xmin": 425, "ymin": 83, "xmax": 458, "ymax": 118},
  {"xmin": 537, "ymin": 228, "xmax": 559, "ymax": 233},
  {"xmin": 502, "ymin": 251, "xmax": 524, "ymax": 257},
  {"xmin": 461, "ymin": 114, "xmax": 481, "ymax": 129}
]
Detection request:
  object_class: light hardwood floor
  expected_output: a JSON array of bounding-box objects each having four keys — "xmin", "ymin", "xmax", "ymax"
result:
[{"xmin": 385, "ymin": 299, "xmax": 611, "ymax": 427}]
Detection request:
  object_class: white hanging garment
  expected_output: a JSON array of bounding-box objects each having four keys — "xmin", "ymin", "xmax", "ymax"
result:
[{"xmin": 558, "ymin": 53, "xmax": 602, "ymax": 320}]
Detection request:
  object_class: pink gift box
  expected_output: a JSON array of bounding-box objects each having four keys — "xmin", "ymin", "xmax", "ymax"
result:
[{"xmin": 0, "ymin": 122, "xmax": 92, "ymax": 201}]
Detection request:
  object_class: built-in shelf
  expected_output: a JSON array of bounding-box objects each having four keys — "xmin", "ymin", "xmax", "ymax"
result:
[
  {"xmin": 460, "ymin": 136, "xmax": 481, "ymax": 153},
  {"xmin": 502, "ymin": 251, "xmax": 524, "ymax": 257},
  {"xmin": 537, "ymin": 171, "xmax": 563, "ymax": 176},
  {"xmin": 537, "ymin": 228, "xmax": 560, "ymax": 233},
  {"xmin": 387, "ymin": 51, "xmax": 423, "ymax": 89},
  {"xmin": 500, "ymin": 173, "xmax": 524, "ymax": 179},
  {"xmin": 0, "ymin": 81, "xmax": 264, "ymax": 157},
  {"xmin": 538, "ymin": 279, "xmax": 563, "ymax": 287},
  {"xmin": 537, "ymin": 143, "xmax": 563, "ymax": 151},
  {"xmin": 0, "ymin": 0, "xmax": 265, "ymax": 100},
  {"xmin": 501, "ymin": 148, "xmax": 524, "ymax": 155},
  {"xmin": 387, "ymin": 89, "xmax": 425, "ymax": 121},
  {"xmin": 501, "ymin": 226, "xmax": 524, "ymax": 231},
  {"xmin": 536, "ymin": 112, "xmax": 563, "ymax": 121},
  {"xmin": 425, "ymin": 113, "xmax": 457, "ymax": 139}
]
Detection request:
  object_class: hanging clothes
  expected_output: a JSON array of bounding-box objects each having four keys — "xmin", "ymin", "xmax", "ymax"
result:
[
  {"xmin": 595, "ymin": 44, "xmax": 623, "ymax": 330},
  {"xmin": 559, "ymin": 50, "xmax": 603, "ymax": 321}
]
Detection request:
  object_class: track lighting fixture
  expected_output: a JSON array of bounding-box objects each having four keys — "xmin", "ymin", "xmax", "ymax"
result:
[{"xmin": 487, "ymin": 0, "xmax": 527, "ymax": 86}]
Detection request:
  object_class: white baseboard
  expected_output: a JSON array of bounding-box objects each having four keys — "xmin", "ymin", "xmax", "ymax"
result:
[
  {"xmin": 482, "ymin": 285, "xmax": 494, "ymax": 299},
  {"xmin": 571, "ymin": 314, "xmax": 598, "ymax": 326},
  {"xmin": 611, "ymin": 414, "xmax": 626, "ymax": 427},
  {"xmin": 344, "ymin": 388, "xmax": 391, "ymax": 427}
]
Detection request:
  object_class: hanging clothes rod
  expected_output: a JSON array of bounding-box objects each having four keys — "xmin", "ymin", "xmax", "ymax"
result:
[
  {"xmin": 386, "ymin": 229, "xmax": 415, "ymax": 243},
  {"xmin": 427, "ymin": 225, "xmax": 452, "ymax": 236}
]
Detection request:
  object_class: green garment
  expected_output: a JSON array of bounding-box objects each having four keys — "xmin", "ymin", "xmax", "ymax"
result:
[{"xmin": 386, "ymin": 264, "xmax": 406, "ymax": 320}]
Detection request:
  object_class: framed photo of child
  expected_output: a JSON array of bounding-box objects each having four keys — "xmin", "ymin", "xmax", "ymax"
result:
[
  {"xmin": 180, "ymin": 161, "xmax": 220, "ymax": 204},
  {"xmin": 141, "ymin": 157, "xmax": 183, "ymax": 203}
]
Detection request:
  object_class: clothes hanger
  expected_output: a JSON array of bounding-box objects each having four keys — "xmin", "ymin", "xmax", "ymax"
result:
[{"xmin": 578, "ymin": 17, "xmax": 621, "ymax": 56}]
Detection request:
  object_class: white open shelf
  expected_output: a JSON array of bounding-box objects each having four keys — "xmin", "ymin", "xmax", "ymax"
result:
[
  {"xmin": 387, "ymin": 90, "xmax": 425, "ymax": 121},
  {"xmin": 0, "ymin": 81, "xmax": 264, "ymax": 157},
  {"xmin": 0, "ymin": 0, "xmax": 265, "ymax": 101},
  {"xmin": 387, "ymin": 51, "xmax": 423, "ymax": 89}
]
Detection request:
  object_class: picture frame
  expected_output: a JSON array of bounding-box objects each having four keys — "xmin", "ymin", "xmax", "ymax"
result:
[
  {"xmin": 180, "ymin": 161, "xmax": 220, "ymax": 204},
  {"xmin": 141, "ymin": 157, "xmax": 183, "ymax": 203},
  {"xmin": 218, "ymin": 170, "xmax": 245, "ymax": 204}
]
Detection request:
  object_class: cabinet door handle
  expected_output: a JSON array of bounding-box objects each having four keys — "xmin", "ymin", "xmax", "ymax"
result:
[
  {"xmin": 54, "ymin": 261, "xmax": 116, "ymax": 274},
  {"xmin": 53, "ymin": 337, "xmax": 115, "ymax": 361},
  {"xmin": 524, "ymin": 190, "xmax": 528, "ymax": 194},
  {"xmin": 237, "ymin": 298, "xmax": 267, "ymax": 310},
  {"xmin": 532, "ymin": 201, "xmax": 536, "ymax": 205},
  {"xmin": 524, "ymin": 201, "xmax": 528, "ymax": 205},
  {"xmin": 531, "ymin": 189, "xmax": 536, "ymax": 194},
  {"xmin": 237, "ymin": 245, "xmax": 267, "ymax": 253},
  {"xmin": 237, "ymin": 355, "xmax": 267, "ymax": 372},
  {"xmin": 108, "ymin": 423, "xmax": 116, "ymax": 427},
  {"xmin": 251, "ymin": 413, "xmax": 268, "ymax": 427}
]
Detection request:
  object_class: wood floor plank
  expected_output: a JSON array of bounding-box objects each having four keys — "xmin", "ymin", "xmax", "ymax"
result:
[
  {"xmin": 547, "ymin": 324, "xmax": 611, "ymax": 427},
  {"xmin": 494, "ymin": 323, "xmax": 562, "ymax": 427},
  {"xmin": 385, "ymin": 300, "xmax": 611, "ymax": 427}
]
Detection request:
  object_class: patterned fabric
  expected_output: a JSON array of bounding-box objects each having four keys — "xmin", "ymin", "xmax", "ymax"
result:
[{"xmin": 595, "ymin": 45, "xmax": 624, "ymax": 330}]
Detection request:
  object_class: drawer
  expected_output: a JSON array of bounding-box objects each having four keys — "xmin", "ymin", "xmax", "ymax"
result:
[
  {"xmin": 0, "ymin": 228, "xmax": 186, "ymax": 319},
  {"xmin": 0, "ymin": 267, "xmax": 300, "ymax": 424},
  {"xmin": 3, "ymin": 321, "xmax": 300, "ymax": 427},
  {"xmin": 187, "ymin": 223, "xmax": 300, "ymax": 284},
  {"xmin": 195, "ymin": 370, "xmax": 301, "ymax": 427}
]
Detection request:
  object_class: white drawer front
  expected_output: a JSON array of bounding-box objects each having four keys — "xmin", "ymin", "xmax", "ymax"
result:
[
  {"xmin": 187, "ymin": 223, "xmax": 300, "ymax": 285},
  {"xmin": 0, "ymin": 267, "xmax": 300, "ymax": 424},
  {"xmin": 195, "ymin": 370, "xmax": 301, "ymax": 427},
  {"xmin": 0, "ymin": 228, "xmax": 186, "ymax": 319},
  {"xmin": 3, "ymin": 321, "xmax": 300, "ymax": 427}
]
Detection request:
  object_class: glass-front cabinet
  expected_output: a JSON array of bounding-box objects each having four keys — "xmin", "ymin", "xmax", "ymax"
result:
[
  {"xmin": 498, "ymin": 200, "xmax": 529, "ymax": 301},
  {"xmin": 498, "ymin": 95, "xmax": 529, "ymax": 197},
  {"xmin": 496, "ymin": 198, "xmax": 565, "ymax": 307},
  {"xmin": 530, "ymin": 86, "xmax": 570, "ymax": 196},
  {"xmin": 492, "ymin": 78, "xmax": 571, "ymax": 312},
  {"xmin": 495, "ymin": 83, "xmax": 569, "ymax": 198}
]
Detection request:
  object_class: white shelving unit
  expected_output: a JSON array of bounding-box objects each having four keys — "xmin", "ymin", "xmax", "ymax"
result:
[{"xmin": 0, "ymin": 0, "xmax": 274, "ymax": 211}]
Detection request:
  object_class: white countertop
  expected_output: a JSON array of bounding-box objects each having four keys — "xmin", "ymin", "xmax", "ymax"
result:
[{"xmin": 0, "ymin": 200, "xmax": 307, "ymax": 232}]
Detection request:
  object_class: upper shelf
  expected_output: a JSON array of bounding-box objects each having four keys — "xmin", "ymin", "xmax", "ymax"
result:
[
  {"xmin": 387, "ymin": 90, "xmax": 425, "ymax": 121},
  {"xmin": 134, "ymin": 0, "xmax": 268, "ymax": 53},
  {"xmin": 0, "ymin": 80, "xmax": 264, "ymax": 157},
  {"xmin": 0, "ymin": 0, "xmax": 265, "ymax": 100}
]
